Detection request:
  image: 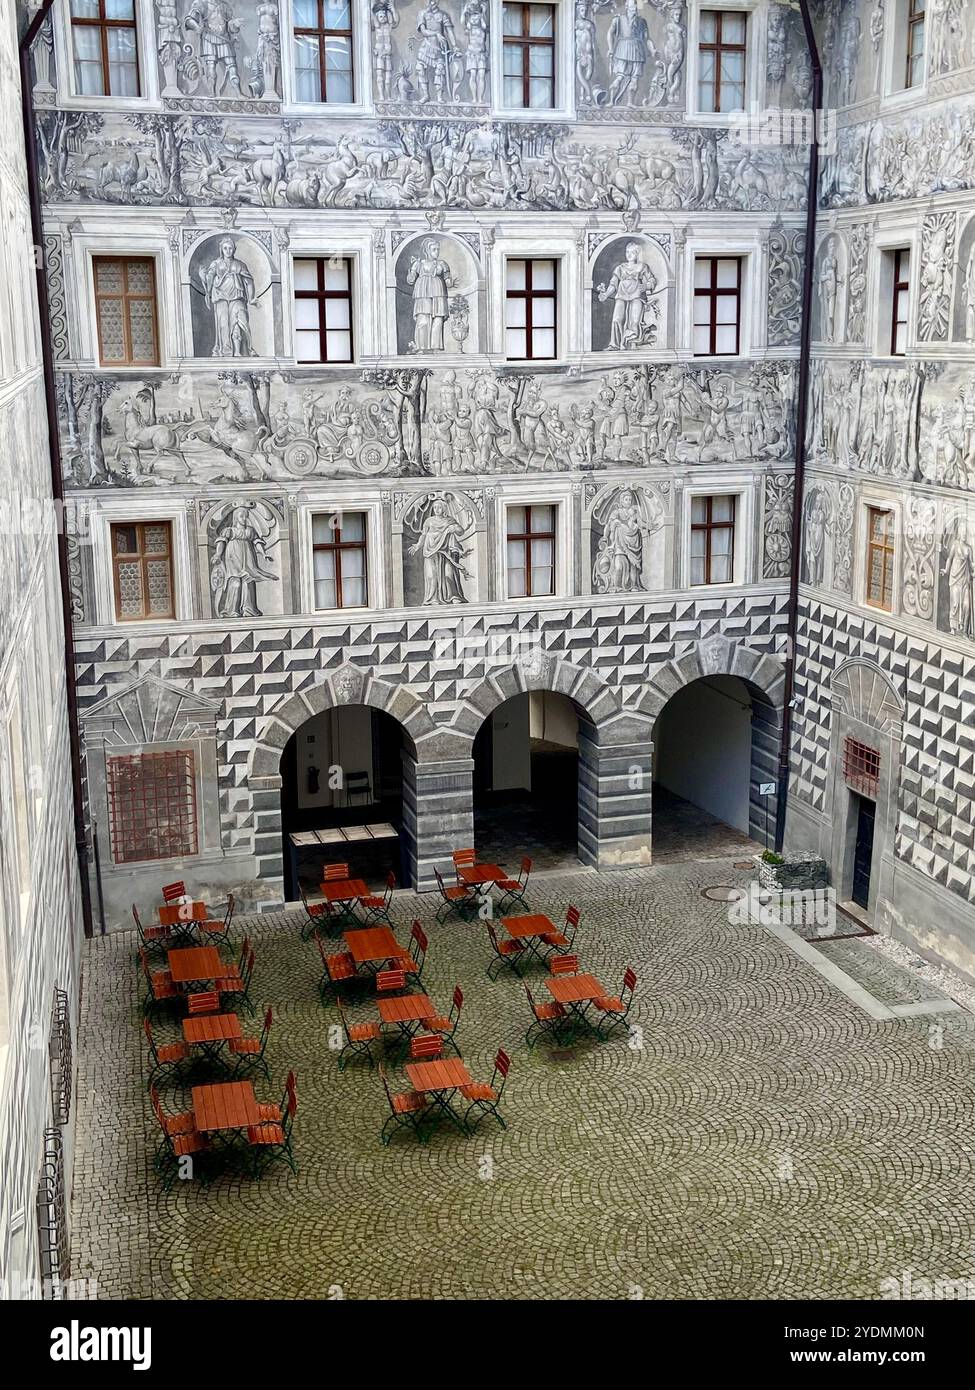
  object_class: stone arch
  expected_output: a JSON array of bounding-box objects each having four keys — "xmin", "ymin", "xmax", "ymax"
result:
[
  {"xmin": 634, "ymin": 637, "xmax": 787, "ymax": 726},
  {"xmin": 831, "ymin": 659, "xmax": 904, "ymax": 734},
  {"xmin": 451, "ymin": 653, "xmax": 626, "ymax": 741}
]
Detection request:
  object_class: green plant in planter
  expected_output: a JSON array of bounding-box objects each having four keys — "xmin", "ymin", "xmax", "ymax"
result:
[{"xmin": 761, "ymin": 850, "xmax": 785, "ymax": 866}]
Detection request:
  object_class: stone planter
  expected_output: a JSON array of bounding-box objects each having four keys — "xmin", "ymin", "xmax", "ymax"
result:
[{"xmin": 756, "ymin": 853, "xmax": 829, "ymax": 894}]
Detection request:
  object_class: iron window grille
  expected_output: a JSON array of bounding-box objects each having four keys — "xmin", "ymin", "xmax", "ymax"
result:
[
  {"xmin": 107, "ymin": 750, "xmax": 199, "ymax": 865},
  {"xmin": 36, "ymin": 1128, "xmax": 70, "ymax": 1298},
  {"xmin": 843, "ymin": 737, "xmax": 881, "ymax": 798},
  {"xmin": 50, "ymin": 988, "xmax": 73, "ymax": 1128}
]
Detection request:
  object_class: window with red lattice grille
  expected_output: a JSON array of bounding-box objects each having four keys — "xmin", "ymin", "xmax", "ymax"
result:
[
  {"xmin": 843, "ymin": 738, "xmax": 881, "ymax": 798},
  {"xmin": 107, "ymin": 751, "xmax": 198, "ymax": 865}
]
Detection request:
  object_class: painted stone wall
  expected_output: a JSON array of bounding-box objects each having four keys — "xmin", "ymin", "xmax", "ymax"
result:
[
  {"xmin": 30, "ymin": 0, "xmax": 803, "ymax": 923},
  {"xmin": 0, "ymin": 0, "xmax": 83, "ymax": 1300},
  {"xmin": 785, "ymin": 0, "xmax": 975, "ymax": 979}
]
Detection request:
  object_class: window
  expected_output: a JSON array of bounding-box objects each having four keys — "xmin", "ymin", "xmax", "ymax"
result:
[
  {"xmin": 698, "ymin": 9, "xmax": 747, "ymax": 113},
  {"xmin": 293, "ymin": 258, "xmax": 354, "ymax": 363},
  {"xmin": 110, "ymin": 522, "xmax": 175, "ymax": 621},
  {"xmin": 690, "ymin": 496, "xmax": 736, "ymax": 585},
  {"xmin": 905, "ymin": 0, "xmax": 925, "ymax": 88},
  {"xmin": 505, "ymin": 259, "xmax": 557, "ymax": 360},
  {"xmin": 93, "ymin": 257, "xmax": 158, "ymax": 366},
  {"xmin": 866, "ymin": 507, "xmax": 895, "ymax": 611},
  {"xmin": 502, "ymin": 3, "xmax": 556, "ymax": 109},
  {"xmin": 70, "ymin": 0, "xmax": 140, "ymax": 97},
  {"xmin": 107, "ymin": 750, "xmax": 198, "ymax": 864},
  {"xmin": 293, "ymin": 0, "xmax": 355, "ymax": 103},
  {"xmin": 693, "ymin": 256, "xmax": 742, "ymax": 356},
  {"xmin": 312, "ymin": 512, "xmax": 368, "ymax": 608},
  {"xmin": 889, "ymin": 248, "xmax": 910, "ymax": 356},
  {"xmin": 843, "ymin": 738, "xmax": 881, "ymax": 798},
  {"xmin": 506, "ymin": 504, "xmax": 555, "ymax": 597}
]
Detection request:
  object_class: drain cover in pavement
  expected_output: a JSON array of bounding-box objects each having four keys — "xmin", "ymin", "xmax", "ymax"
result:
[
  {"xmin": 702, "ymin": 885, "xmax": 745, "ymax": 902},
  {"xmin": 734, "ymin": 860, "xmax": 756, "ymax": 870}
]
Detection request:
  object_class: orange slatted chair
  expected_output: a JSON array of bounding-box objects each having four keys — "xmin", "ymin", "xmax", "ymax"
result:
[
  {"xmin": 336, "ymin": 997, "xmax": 381, "ymax": 1071},
  {"xmin": 229, "ymin": 1007, "xmax": 273, "ymax": 1080},
  {"xmin": 486, "ymin": 923, "xmax": 525, "ymax": 981},
  {"xmin": 451, "ymin": 847, "xmax": 476, "ymax": 886},
  {"xmin": 497, "ymin": 856, "xmax": 533, "ymax": 913},
  {"xmin": 434, "ymin": 867, "xmax": 477, "ymax": 924},
  {"xmin": 199, "ymin": 894, "xmax": 235, "ymax": 943},
  {"xmin": 375, "ymin": 967, "xmax": 407, "ymax": 997},
  {"xmin": 408, "ymin": 1032, "xmax": 444, "ymax": 1061},
  {"xmin": 186, "ymin": 989, "xmax": 221, "ymax": 1016},
  {"xmin": 217, "ymin": 944, "xmax": 255, "ymax": 1014},
  {"xmin": 161, "ymin": 881, "xmax": 186, "ymax": 904},
  {"xmin": 359, "ymin": 871, "xmax": 396, "ymax": 927},
  {"xmin": 323, "ymin": 862, "xmax": 351, "ymax": 882},
  {"xmin": 315, "ymin": 936, "xmax": 356, "ymax": 998},
  {"xmin": 379, "ymin": 1063, "xmax": 428, "ymax": 1146},
  {"xmin": 143, "ymin": 1018, "xmax": 190, "ymax": 1083},
  {"xmin": 140, "ymin": 948, "xmax": 179, "ymax": 1017},
  {"xmin": 460, "ymin": 1048, "xmax": 511, "ymax": 1131},
  {"xmin": 541, "ymin": 904, "xmax": 581, "ymax": 957},
  {"xmin": 388, "ymin": 921, "xmax": 427, "ymax": 980},
  {"xmin": 592, "ymin": 967, "xmax": 637, "ymax": 1039},
  {"xmin": 299, "ymin": 885, "xmax": 334, "ymax": 940},
  {"xmin": 549, "ymin": 953, "xmax": 580, "ymax": 976},
  {"xmin": 524, "ymin": 984, "xmax": 567, "ymax": 1048},
  {"xmin": 133, "ymin": 904, "xmax": 171, "ymax": 956},
  {"xmin": 257, "ymin": 1070, "xmax": 296, "ymax": 1125},
  {"xmin": 424, "ymin": 985, "xmax": 464, "ymax": 1058},
  {"xmin": 247, "ymin": 1088, "xmax": 298, "ymax": 1176}
]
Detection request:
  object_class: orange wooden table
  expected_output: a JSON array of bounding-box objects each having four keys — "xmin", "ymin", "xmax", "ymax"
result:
[
  {"xmin": 167, "ymin": 945, "xmax": 224, "ymax": 985},
  {"xmin": 457, "ymin": 863, "xmax": 507, "ymax": 886},
  {"xmin": 183, "ymin": 1013, "xmax": 242, "ymax": 1044},
  {"xmin": 405, "ymin": 1057, "xmax": 472, "ymax": 1134},
  {"xmin": 545, "ymin": 973, "xmax": 607, "ymax": 1040},
  {"xmin": 344, "ymin": 925, "xmax": 406, "ymax": 969},
  {"xmin": 192, "ymin": 1081, "xmax": 260, "ymax": 1133},
  {"xmin": 378, "ymin": 992, "xmax": 435, "ymax": 1047},
  {"xmin": 319, "ymin": 877, "xmax": 369, "ymax": 927},
  {"xmin": 502, "ymin": 913, "xmax": 555, "ymax": 964},
  {"xmin": 159, "ymin": 900, "xmax": 208, "ymax": 925}
]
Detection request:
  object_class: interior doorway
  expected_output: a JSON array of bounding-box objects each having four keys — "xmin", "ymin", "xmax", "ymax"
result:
[
  {"xmin": 652, "ymin": 674, "xmax": 769, "ymax": 862},
  {"xmin": 472, "ymin": 691, "xmax": 581, "ymax": 870},
  {"xmin": 280, "ymin": 704, "xmax": 410, "ymax": 899}
]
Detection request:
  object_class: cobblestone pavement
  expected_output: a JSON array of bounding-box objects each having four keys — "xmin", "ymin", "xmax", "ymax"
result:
[{"xmin": 71, "ymin": 859, "xmax": 975, "ymax": 1300}]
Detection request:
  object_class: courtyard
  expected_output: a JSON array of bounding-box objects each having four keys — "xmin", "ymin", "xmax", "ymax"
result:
[{"xmin": 69, "ymin": 857, "xmax": 975, "ymax": 1301}]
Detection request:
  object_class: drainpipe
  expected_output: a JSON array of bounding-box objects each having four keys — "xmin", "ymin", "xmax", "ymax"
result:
[
  {"xmin": 774, "ymin": 0, "xmax": 821, "ymax": 852},
  {"xmin": 19, "ymin": 0, "xmax": 95, "ymax": 939}
]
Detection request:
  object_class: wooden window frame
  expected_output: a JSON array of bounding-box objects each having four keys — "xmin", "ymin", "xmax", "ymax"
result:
[
  {"xmin": 690, "ymin": 494, "xmax": 736, "ymax": 585},
  {"xmin": 312, "ymin": 512, "xmax": 368, "ymax": 609},
  {"xmin": 294, "ymin": 257, "xmax": 354, "ymax": 363},
  {"xmin": 698, "ymin": 8, "xmax": 747, "ymax": 114},
  {"xmin": 294, "ymin": 0, "xmax": 355, "ymax": 103},
  {"xmin": 865, "ymin": 506, "xmax": 895, "ymax": 612},
  {"xmin": 906, "ymin": 0, "xmax": 925, "ymax": 89},
  {"xmin": 693, "ymin": 255, "xmax": 742, "ymax": 357},
  {"xmin": 505, "ymin": 258, "xmax": 558, "ymax": 361},
  {"xmin": 890, "ymin": 248, "xmax": 910, "ymax": 357},
  {"xmin": 70, "ymin": 0, "xmax": 141, "ymax": 98},
  {"xmin": 110, "ymin": 521, "xmax": 175, "ymax": 622},
  {"xmin": 93, "ymin": 256, "xmax": 159, "ymax": 367},
  {"xmin": 107, "ymin": 750, "xmax": 198, "ymax": 865},
  {"xmin": 506, "ymin": 504, "xmax": 556, "ymax": 598},
  {"xmin": 502, "ymin": 2, "xmax": 556, "ymax": 110}
]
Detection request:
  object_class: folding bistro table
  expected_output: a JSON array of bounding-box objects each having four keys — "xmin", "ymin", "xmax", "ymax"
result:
[
  {"xmin": 404, "ymin": 1057, "xmax": 473, "ymax": 1135},
  {"xmin": 182, "ymin": 1012, "xmax": 242, "ymax": 1069},
  {"xmin": 344, "ymin": 925, "xmax": 408, "ymax": 974},
  {"xmin": 457, "ymin": 863, "xmax": 508, "ymax": 904},
  {"xmin": 319, "ymin": 877, "xmax": 369, "ymax": 928},
  {"xmin": 377, "ymin": 993, "xmax": 436, "ymax": 1050},
  {"xmin": 167, "ymin": 945, "xmax": 225, "ymax": 987},
  {"xmin": 544, "ymin": 973, "xmax": 608, "ymax": 1041},
  {"xmin": 502, "ymin": 913, "xmax": 557, "ymax": 966},
  {"xmin": 158, "ymin": 901, "xmax": 209, "ymax": 943}
]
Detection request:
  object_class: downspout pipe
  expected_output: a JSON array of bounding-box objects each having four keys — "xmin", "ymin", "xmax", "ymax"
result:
[
  {"xmin": 19, "ymin": 0, "xmax": 95, "ymax": 939},
  {"xmin": 774, "ymin": 0, "xmax": 821, "ymax": 851}
]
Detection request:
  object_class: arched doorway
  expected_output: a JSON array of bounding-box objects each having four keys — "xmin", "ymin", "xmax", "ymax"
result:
[
  {"xmin": 280, "ymin": 704, "xmax": 413, "ymax": 900},
  {"xmin": 652, "ymin": 674, "xmax": 778, "ymax": 861},
  {"xmin": 472, "ymin": 690, "xmax": 582, "ymax": 869}
]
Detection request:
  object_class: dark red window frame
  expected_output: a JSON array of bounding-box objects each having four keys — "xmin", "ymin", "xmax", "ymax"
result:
[
  {"xmin": 70, "ymin": 0, "xmax": 141, "ymax": 97},
  {"xmin": 312, "ymin": 513, "xmax": 368, "ymax": 609},
  {"xmin": 507, "ymin": 504, "xmax": 556, "ymax": 597},
  {"xmin": 294, "ymin": 0, "xmax": 355, "ymax": 103},
  {"xmin": 690, "ymin": 495, "xmax": 736, "ymax": 585},
  {"xmin": 294, "ymin": 257, "xmax": 354, "ymax": 363},
  {"xmin": 699, "ymin": 9, "xmax": 747, "ymax": 113},
  {"xmin": 502, "ymin": 2, "xmax": 556, "ymax": 109},
  {"xmin": 693, "ymin": 255, "xmax": 742, "ymax": 357}
]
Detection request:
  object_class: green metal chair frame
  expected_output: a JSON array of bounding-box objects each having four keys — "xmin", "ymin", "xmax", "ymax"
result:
[
  {"xmin": 594, "ymin": 967, "xmax": 637, "ymax": 1039},
  {"xmin": 230, "ymin": 1006, "xmax": 273, "ymax": 1080},
  {"xmin": 497, "ymin": 857, "xmax": 533, "ymax": 914},
  {"xmin": 336, "ymin": 996, "xmax": 381, "ymax": 1071},
  {"xmin": 486, "ymin": 922, "xmax": 526, "ymax": 981},
  {"xmin": 379, "ymin": 1063, "xmax": 428, "ymax": 1147},
  {"xmin": 462, "ymin": 1048, "xmax": 510, "ymax": 1131},
  {"xmin": 524, "ymin": 984, "xmax": 567, "ymax": 1048}
]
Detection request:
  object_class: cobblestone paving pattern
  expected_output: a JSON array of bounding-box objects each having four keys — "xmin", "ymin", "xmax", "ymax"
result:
[{"xmin": 71, "ymin": 860, "xmax": 975, "ymax": 1300}]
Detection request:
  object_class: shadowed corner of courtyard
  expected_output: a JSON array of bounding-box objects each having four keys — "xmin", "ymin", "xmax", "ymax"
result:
[{"xmin": 70, "ymin": 859, "xmax": 975, "ymax": 1302}]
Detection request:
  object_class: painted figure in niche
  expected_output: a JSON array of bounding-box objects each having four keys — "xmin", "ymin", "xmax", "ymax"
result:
[
  {"xmin": 414, "ymin": 0, "xmax": 460, "ymax": 102},
  {"xmin": 407, "ymin": 498, "xmax": 476, "ymax": 603},
  {"xmin": 817, "ymin": 241, "xmax": 842, "ymax": 342},
  {"xmin": 211, "ymin": 502, "xmax": 277, "ymax": 619},
  {"xmin": 660, "ymin": 0, "xmax": 685, "ymax": 104},
  {"xmin": 461, "ymin": 0, "xmax": 489, "ymax": 102},
  {"xmin": 184, "ymin": 0, "xmax": 243, "ymax": 98},
  {"xmin": 964, "ymin": 243, "xmax": 975, "ymax": 341},
  {"xmin": 608, "ymin": 0, "xmax": 652, "ymax": 106},
  {"xmin": 943, "ymin": 517, "xmax": 975, "ymax": 638},
  {"xmin": 575, "ymin": 0, "xmax": 598, "ymax": 103},
  {"xmin": 373, "ymin": 0, "xmax": 399, "ymax": 101},
  {"xmin": 592, "ymin": 487, "xmax": 661, "ymax": 593},
  {"xmin": 255, "ymin": 0, "xmax": 281, "ymax": 97},
  {"xmin": 201, "ymin": 237, "xmax": 257, "ymax": 357},
  {"xmin": 406, "ymin": 238, "xmax": 455, "ymax": 351},
  {"xmin": 803, "ymin": 490, "xmax": 829, "ymax": 586},
  {"xmin": 596, "ymin": 242, "xmax": 659, "ymax": 349}
]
